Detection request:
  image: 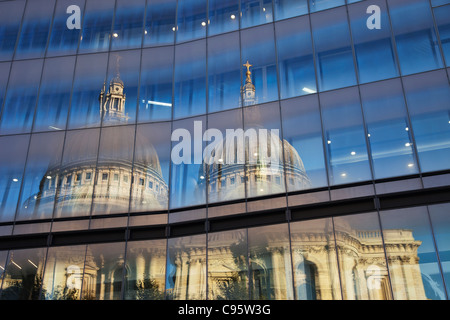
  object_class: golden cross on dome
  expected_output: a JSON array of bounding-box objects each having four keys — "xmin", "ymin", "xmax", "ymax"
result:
[
  {"xmin": 243, "ymin": 60, "xmax": 253, "ymax": 83},
  {"xmin": 243, "ymin": 61, "xmax": 252, "ymax": 74}
]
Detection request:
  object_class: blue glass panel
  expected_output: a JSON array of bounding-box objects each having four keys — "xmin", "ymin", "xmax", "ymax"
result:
[
  {"xmin": 311, "ymin": 7, "xmax": 356, "ymax": 92},
  {"xmin": 47, "ymin": 0, "xmax": 84, "ymax": 57},
  {"xmin": 403, "ymin": 70, "xmax": 450, "ymax": 172},
  {"xmin": 348, "ymin": 0, "xmax": 399, "ymax": 83},
  {"xmin": 33, "ymin": 56, "xmax": 76, "ymax": 133},
  {"xmin": 111, "ymin": 0, "xmax": 145, "ymax": 51},
  {"xmin": 16, "ymin": 132, "xmax": 65, "ymax": 221},
  {"xmin": 389, "ymin": 0, "xmax": 443, "ymax": 75},
  {"xmin": 208, "ymin": 0, "xmax": 239, "ymax": 36},
  {"xmin": 434, "ymin": 4, "xmax": 450, "ymax": 67},
  {"xmin": 68, "ymin": 53, "xmax": 108, "ymax": 129},
  {"xmin": 281, "ymin": 95, "xmax": 328, "ymax": 190},
  {"xmin": 360, "ymin": 79, "xmax": 418, "ymax": 179},
  {"xmin": 207, "ymin": 32, "xmax": 241, "ymax": 113},
  {"xmin": 274, "ymin": 0, "xmax": 308, "ymax": 20},
  {"xmin": 0, "ymin": 59, "xmax": 43, "ymax": 135},
  {"xmin": 320, "ymin": 87, "xmax": 372, "ymax": 185},
  {"xmin": 241, "ymin": 0, "xmax": 273, "ymax": 29},
  {"xmin": 0, "ymin": 62, "xmax": 10, "ymax": 114},
  {"xmin": 15, "ymin": 0, "xmax": 55, "ymax": 60},
  {"xmin": 275, "ymin": 16, "xmax": 316, "ymax": 99},
  {"xmin": 309, "ymin": 0, "xmax": 345, "ymax": 13},
  {"xmin": 176, "ymin": 0, "xmax": 207, "ymax": 43},
  {"xmin": 0, "ymin": 135, "xmax": 29, "ymax": 222},
  {"xmin": 79, "ymin": 0, "xmax": 114, "ymax": 54},
  {"xmin": 173, "ymin": 40, "xmax": 206, "ymax": 119},
  {"xmin": 241, "ymin": 24, "xmax": 279, "ymax": 105},
  {"xmin": 0, "ymin": 0, "xmax": 26, "ymax": 62},
  {"xmin": 139, "ymin": 46, "xmax": 174, "ymax": 123},
  {"xmin": 431, "ymin": 0, "xmax": 450, "ymax": 6},
  {"xmin": 143, "ymin": 0, "xmax": 176, "ymax": 47}
]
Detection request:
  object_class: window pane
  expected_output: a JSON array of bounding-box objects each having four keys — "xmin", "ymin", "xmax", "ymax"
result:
[
  {"xmin": 434, "ymin": 4, "xmax": 450, "ymax": 67},
  {"xmin": 311, "ymin": 7, "xmax": 356, "ymax": 92},
  {"xmin": 130, "ymin": 122, "xmax": 171, "ymax": 213},
  {"xmin": 431, "ymin": 0, "xmax": 450, "ymax": 5},
  {"xmin": 348, "ymin": 0, "xmax": 399, "ymax": 83},
  {"xmin": 0, "ymin": 59, "xmax": 43, "ymax": 135},
  {"xmin": 388, "ymin": 0, "xmax": 443, "ymax": 75},
  {"xmin": 165, "ymin": 234, "xmax": 206, "ymax": 300},
  {"xmin": 15, "ymin": 0, "xmax": 55, "ymax": 60},
  {"xmin": 402, "ymin": 70, "xmax": 450, "ymax": 172},
  {"xmin": 208, "ymin": 229, "xmax": 249, "ymax": 299},
  {"xmin": 176, "ymin": 0, "xmax": 207, "ymax": 43},
  {"xmin": 111, "ymin": 0, "xmax": 145, "ymax": 51},
  {"xmin": 320, "ymin": 87, "xmax": 372, "ymax": 185},
  {"xmin": 173, "ymin": 40, "xmax": 206, "ymax": 119},
  {"xmin": 208, "ymin": 0, "xmax": 239, "ymax": 36},
  {"xmin": 41, "ymin": 245, "xmax": 87, "ymax": 300},
  {"xmin": 0, "ymin": 0, "xmax": 25, "ymax": 61},
  {"xmin": 138, "ymin": 46, "xmax": 173, "ymax": 122},
  {"xmin": 0, "ymin": 62, "xmax": 10, "ymax": 128},
  {"xmin": 207, "ymin": 32, "xmax": 241, "ymax": 113},
  {"xmin": 281, "ymin": 95, "xmax": 327, "ymax": 190},
  {"xmin": 274, "ymin": 0, "xmax": 308, "ymax": 20},
  {"xmin": 0, "ymin": 248, "xmax": 47, "ymax": 300},
  {"xmin": 241, "ymin": 0, "xmax": 273, "ymax": 29},
  {"xmin": 34, "ymin": 56, "xmax": 76, "ymax": 132},
  {"xmin": 124, "ymin": 239, "xmax": 166, "ymax": 300},
  {"xmin": 334, "ymin": 212, "xmax": 392, "ymax": 300},
  {"xmin": 54, "ymin": 128, "xmax": 100, "ymax": 219},
  {"xmin": 0, "ymin": 135, "xmax": 29, "ymax": 223},
  {"xmin": 241, "ymin": 24, "xmax": 278, "ymax": 105},
  {"xmin": 248, "ymin": 224, "xmax": 293, "ymax": 300},
  {"xmin": 275, "ymin": 16, "xmax": 316, "ymax": 99},
  {"xmin": 360, "ymin": 79, "xmax": 418, "ymax": 179},
  {"xmin": 309, "ymin": 0, "xmax": 345, "ymax": 13},
  {"xmin": 143, "ymin": 0, "xmax": 176, "ymax": 47},
  {"xmin": 290, "ymin": 218, "xmax": 341, "ymax": 300},
  {"xmin": 380, "ymin": 207, "xmax": 446, "ymax": 300}
]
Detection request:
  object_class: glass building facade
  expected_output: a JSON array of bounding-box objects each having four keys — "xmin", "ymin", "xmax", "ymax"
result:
[{"xmin": 0, "ymin": 0, "xmax": 449, "ymax": 300}]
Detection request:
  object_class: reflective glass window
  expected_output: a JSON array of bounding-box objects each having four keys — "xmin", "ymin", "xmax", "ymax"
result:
[
  {"xmin": 0, "ymin": 0, "xmax": 26, "ymax": 61},
  {"xmin": 274, "ymin": 0, "xmax": 308, "ymax": 20},
  {"xmin": 0, "ymin": 59, "xmax": 43, "ymax": 135},
  {"xmin": 176, "ymin": 0, "xmax": 207, "ymax": 43},
  {"xmin": 207, "ymin": 32, "xmax": 241, "ymax": 113},
  {"xmin": 68, "ymin": 53, "xmax": 108, "ymax": 129},
  {"xmin": 348, "ymin": 0, "xmax": 399, "ymax": 84},
  {"xmin": 130, "ymin": 122, "xmax": 171, "ymax": 213},
  {"xmin": 240, "ymin": 0, "xmax": 273, "ymax": 29},
  {"xmin": 124, "ymin": 239, "xmax": 166, "ymax": 300},
  {"xmin": 46, "ymin": 0, "xmax": 84, "ymax": 57},
  {"xmin": 309, "ymin": 0, "xmax": 345, "ymax": 12},
  {"xmin": 138, "ymin": 46, "xmax": 173, "ymax": 123},
  {"xmin": 0, "ymin": 135, "xmax": 29, "ymax": 223},
  {"xmin": 388, "ymin": 0, "xmax": 443, "ymax": 75},
  {"xmin": 290, "ymin": 218, "xmax": 341, "ymax": 300},
  {"xmin": 0, "ymin": 62, "xmax": 10, "ymax": 120},
  {"xmin": 208, "ymin": 0, "xmax": 239, "ymax": 36},
  {"xmin": 360, "ymin": 79, "xmax": 418, "ymax": 179},
  {"xmin": 111, "ymin": 0, "xmax": 145, "ymax": 51},
  {"xmin": 208, "ymin": 229, "xmax": 249, "ymax": 299},
  {"xmin": 434, "ymin": 4, "xmax": 450, "ymax": 67},
  {"xmin": 334, "ymin": 212, "xmax": 391, "ymax": 300},
  {"xmin": 33, "ymin": 56, "xmax": 76, "ymax": 133},
  {"xmin": 16, "ymin": 132, "xmax": 65, "ymax": 221},
  {"xmin": 431, "ymin": 0, "xmax": 450, "ymax": 5},
  {"xmin": 92, "ymin": 125, "xmax": 135, "ymax": 216},
  {"xmin": 79, "ymin": 0, "xmax": 114, "ymax": 54},
  {"xmin": 241, "ymin": 24, "xmax": 278, "ymax": 105},
  {"xmin": 380, "ymin": 207, "xmax": 446, "ymax": 300},
  {"xmin": 41, "ymin": 245, "xmax": 87, "ymax": 300},
  {"xmin": 0, "ymin": 248, "xmax": 47, "ymax": 300},
  {"xmin": 165, "ymin": 234, "xmax": 206, "ymax": 300},
  {"xmin": 320, "ymin": 87, "xmax": 372, "ymax": 185},
  {"xmin": 311, "ymin": 7, "xmax": 356, "ymax": 92},
  {"xmin": 53, "ymin": 128, "xmax": 100, "ymax": 219},
  {"xmin": 275, "ymin": 16, "xmax": 316, "ymax": 99},
  {"xmin": 81, "ymin": 242, "xmax": 126, "ymax": 300},
  {"xmin": 143, "ymin": 0, "xmax": 176, "ymax": 47},
  {"xmin": 248, "ymin": 224, "xmax": 293, "ymax": 300},
  {"xmin": 402, "ymin": 70, "xmax": 450, "ymax": 172},
  {"xmin": 173, "ymin": 40, "xmax": 206, "ymax": 119},
  {"xmin": 15, "ymin": 0, "xmax": 55, "ymax": 60},
  {"xmin": 280, "ymin": 95, "xmax": 327, "ymax": 190},
  {"xmin": 0, "ymin": 251, "xmax": 7, "ymax": 282}
]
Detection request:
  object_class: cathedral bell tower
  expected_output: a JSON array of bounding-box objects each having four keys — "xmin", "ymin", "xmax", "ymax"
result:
[{"xmin": 241, "ymin": 60, "xmax": 257, "ymax": 106}]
